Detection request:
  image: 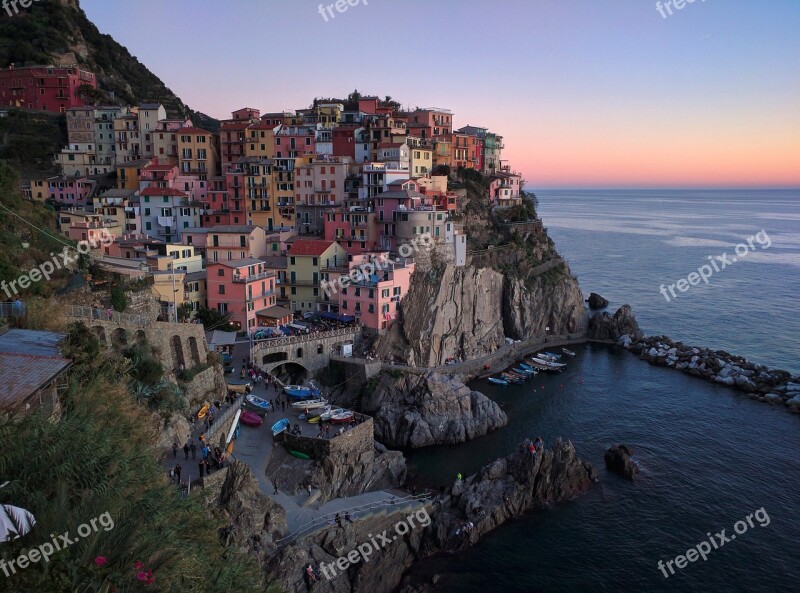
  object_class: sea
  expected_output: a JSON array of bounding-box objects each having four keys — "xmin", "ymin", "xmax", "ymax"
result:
[{"xmin": 404, "ymin": 190, "xmax": 800, "ymax": 593}]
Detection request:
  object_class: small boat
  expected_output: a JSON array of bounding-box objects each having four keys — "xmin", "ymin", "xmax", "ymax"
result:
[
  {"xmin": 226, "ymin": 410, "xmax": 242, "ymax": 444},
  {"xmin": 488, "ymin": 377, "xmax": 508, "ymax": 385},
  {"xmin": 307, "ymin": 415, "xmax": 321, "ymax": 424},
  {"xmin": 196, "ymin": 402, "xmax": 210, "ymax": 419},
  {"xmin": 513, "ymin": 367, "xmax": 534, "ymax": 376},
  {"xmin": 289, "ymin": 450, "xmax": 311, "ymax": 460},
  {"xmin": 244, "ymin": 394, "xmax": 273, "ymax": 415},
  {"xmin": 330, "ymin": 411, "xmax": 354, "ymax": 424},
  {"xmin": 226, "ymin": 382, "xmax": 252, "ymax": 394},
  {"xmin": 271, "ymin": 418, "xmax": 290, "ymax": 435},
  {"xmin": 291, "ymin": 398, "xmax": 328, "ymax": 410},
  {"xmin": 519, "ymin": 363, "xmax": 538, "ymax": 373},
  {"xmin": 527, "ymin": 360, "xmax": 563, "ymax": 373},
  {"xmin": 320, "ymin": 407, "xmax": 345, "ymax": 422},
  {"xmin": 543, "ymin": 352, "xmax": 563, "ymax": 360},
  {"xmin": 562, "ymin": 348, "xmax": 576, "ymax": 357},
  {"xmin": 531, "ymin": 357, "xmax": 567, "ymax": 368},
  {"xmin": 501, "ymin": 373, "xmax": 523, "ymax": 384},
  {"xmin": 240, "ymin": 411, "xmax": 263, "ymax": 427}
]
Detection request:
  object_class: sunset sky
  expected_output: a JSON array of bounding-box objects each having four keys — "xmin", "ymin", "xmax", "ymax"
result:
[{"xmin": 81, "ymin": 0, "xmax": 800, "ymax": 189}]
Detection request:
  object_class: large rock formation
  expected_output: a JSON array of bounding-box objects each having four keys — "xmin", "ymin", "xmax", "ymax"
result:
[
  {"xmin": 604, "ymin": 445, "xmax": 638, "ymax": 480},
  {"xmin": 587, "ymin": 304, "xmax": 640, "ymax": 341},
  {"xmin": 377, "ymin": 262, "xmax": 587, "ymax": 368},
  {"xmin": 265, "ymin": 439, "xmax": 597, "ymax": 593},
  {"xmin": 360, "ymin": 371, "xmax": 507, "ymax": 448},
  {"xmin": 587, "ymin": 292, "xmax": 609, "ymax": 309}
]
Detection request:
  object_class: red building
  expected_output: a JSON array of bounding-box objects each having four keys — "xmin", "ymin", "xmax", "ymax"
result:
[{"xmin": 0, "ymin": 65, "xmax": 97, "ymax": 112}]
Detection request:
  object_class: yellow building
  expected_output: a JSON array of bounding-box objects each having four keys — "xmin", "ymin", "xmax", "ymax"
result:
[
  {"xmin": 315, "ymin": 103, "xmax": 344, "ymax": 128},
  {"xmin": 284, "ymin": 239, "xmax": 346, "ymax": 314},
  {"xmin": 244, "ymin": 122, "xmax": 275, "ymax": 159},
  {"xmin": 270, "ymin": 159, "xmax": 296, "ymax": 230},
  {"xmin": 409, "ymin": 145, "xmax": 433, "ymax": 178},
  {"xmin": 116, "ymin": 158, "xmax": 149, "ymax": 190},
  {"xmin": 177, "ymin": 127, "xmax": 219, "ymax": 180},
  {"xmin": 148, "ymin": 244, "xmax": 206, "ymax": 318}
]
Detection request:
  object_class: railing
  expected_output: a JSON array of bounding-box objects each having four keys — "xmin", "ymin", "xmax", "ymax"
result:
[
  {"xmin": 0, "ymin": 301, "xmax": 26, "ymax": 318},
  {"xmin": 204, "ymin": 394, "xmax": 245, "ymax": 444},
  {"xmin": 251, "ymin": 325, "xmax": 359, "ymax": 348},
  {"xmin": 232, "ymin": 270, "xmax": 276, "ymax": 283},
  {"xmin": 67, "ymin": 305, "xmax": 172, "ymax": 326},
  {"xmin": 275, "ymin": 491, "xmax": 431, "ymax": 547}
]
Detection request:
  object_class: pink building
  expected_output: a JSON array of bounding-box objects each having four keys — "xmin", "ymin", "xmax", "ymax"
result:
[
  {"xmin": 0, "ymin": 65, "xmax": 97, "ymax": 112},
  {"xmin": 338, "ymin": 253, "xmax": 415, "ymax": 332},
  {"xmin": 274, "ymin": 125, "xmax": 316, "ymax": 158},
  {"xmin": 48, "ymin": 176, "xmax": 96, "ymax": 208},
  {"xmin": 488, "ymin": 172, "xmax": 523, "ymax": 206},
  {"xmin": 323, "ymin": 210, "xmax": 379, "ymax": 256},
  {"xmin": 207, "ymin": 258, "xmax": 277, "ymax": 333}
]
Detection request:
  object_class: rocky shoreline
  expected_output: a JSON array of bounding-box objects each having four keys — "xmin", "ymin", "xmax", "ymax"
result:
[{"xmin": 587, "ymin": 302, "xmax": 800, "ymax": 414}]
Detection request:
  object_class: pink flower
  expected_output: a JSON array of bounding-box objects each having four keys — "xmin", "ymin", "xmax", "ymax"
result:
[
  {"xmin": 94, "ymin": 556, "xmax": 108, "ymax": 567},
  {"xmin": 134, "ymin": 561, "xmax": 144, "ymax": 570},
  {"xmin": 136, "ymin": 571, "xmax": 149, "ymax": 581}
]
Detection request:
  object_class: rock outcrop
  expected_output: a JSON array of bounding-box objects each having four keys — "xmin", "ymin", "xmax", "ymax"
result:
[
  {"xmin": 604, "ymin": 445, "xmax": 638, "ymax": 479},
  {"xmin": 587, "ymin": 292, "xmax": 609, "ymax": 309},
  {"xmin": 618, "ymin": 334, "xmax": 800, "ymax": 414},
  {"xmin": 377, "ymin": 262, "xmax": 587, "ymax": 367},
  {"xmin": 360, "ymin": 371, "xmax": 507, "ymax": 448},
  {"xmin": 587, "ymin": 304, "xmax": 640, "ymax": 341},
  {"xmin": 207, "ymin": 461, "xmax": 287, "ymax": 564},
  {"xmin": 266, "ymin": 439, "xmax": 596, "ymax": 593}
]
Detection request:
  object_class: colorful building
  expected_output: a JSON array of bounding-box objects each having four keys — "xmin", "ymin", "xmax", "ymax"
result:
[
  {"xmin": 0, "ymin": 64, "xmax": 97, "ymax": 112},
  {"xmin": 207, "ymin": 259, "xmax": 277, "ymax": 333},
  {"xmin": 177, "ymin": 127, "xmax": 219, "ymax": 179},
  {"xmin": 283, "ymin": 239, "xmax": 347, "ymax": 314}
]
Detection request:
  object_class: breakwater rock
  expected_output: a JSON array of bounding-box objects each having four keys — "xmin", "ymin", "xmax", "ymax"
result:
[
  {"xmin": 266, "ymin": 439, "xmax": 596, "ymax": 593},
  {"xmin": 604, "ymin": 444, "xmax": 638, "ymax": 480},
  {"xmin": 587, "ymin": 304, "xmax": 640, "ymax": 341},
  {"xmin": 587, "ymin": 292, "xmax": 609, "ymax": 309},
  {"xmin": 360, "ymin": 371, "xmax": 508, "ymax": 448},
  {"xmin": 617, "ymin": 333, "xmax": 800, "ymax": 413}
]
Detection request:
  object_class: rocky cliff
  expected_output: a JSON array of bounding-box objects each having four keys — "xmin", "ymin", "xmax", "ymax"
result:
[
  {"xmin": 264, "ymin": 439, "xmax": 596, "ymax": 593},
  {"xmin": 587, "ymin": 304, "xmax": 640, "ymax": 341},
  {"xmin": 360, "ymin": 371, "xmax": 507, "ymax": 448}
]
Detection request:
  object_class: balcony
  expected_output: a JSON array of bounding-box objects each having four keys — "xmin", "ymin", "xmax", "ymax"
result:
[
  {"xmin": 246, "ymin": 289, "xmax": 276, "ymax": 302},
  {"xmin": 232, "ymin": 270, "xmax": 276, "ymax": 283}
]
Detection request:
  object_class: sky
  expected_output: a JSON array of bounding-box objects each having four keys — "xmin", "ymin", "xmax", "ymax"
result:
[{"xmin": 79, "ymin": 0, "xmax": 800, "ymax": 189}]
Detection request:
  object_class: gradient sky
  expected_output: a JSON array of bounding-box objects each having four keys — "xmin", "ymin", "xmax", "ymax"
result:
[{"xmin": 80, "ymin": 0, "xmax": 800, "ymax": 189}]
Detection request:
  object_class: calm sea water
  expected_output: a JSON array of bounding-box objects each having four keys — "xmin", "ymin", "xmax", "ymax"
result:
[{"xmin": 404, "ymin": 190, "xmax": 800, "ymax": 593}]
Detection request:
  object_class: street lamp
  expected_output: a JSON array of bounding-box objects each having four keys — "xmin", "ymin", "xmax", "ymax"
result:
[{"xmin": 168, "ymin": 262, "xmax": 178, "ymax": 323}]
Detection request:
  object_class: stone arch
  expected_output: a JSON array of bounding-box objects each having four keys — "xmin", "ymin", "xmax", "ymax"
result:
[
  {"xmin": 296, "ymin": 347, "xmax": 304, "ymax": 358},
  {"xmin": 268, "ymin": 362, "xmax": 308, "ymax": 384},
  {"xmin": 111, "ymin": 328, "xmax": 128, "ymax": 350},
  {"xmin": 170, "ymin": 335, "xmax": 186, "ymax": 370},
  {"xmin": 188, "ymin": 336, "xmax": 201, "ymax": 367},
  {"xmin": 92, "ymin": 326, "xmax": 107, "ymax": 346},
  {"xmin": 261, "ymin": 352, "xmax": 288, "ymax": 365},
  {"xmin": 134, "ymin": 330, "xmax": 147, "ymax": 345}
]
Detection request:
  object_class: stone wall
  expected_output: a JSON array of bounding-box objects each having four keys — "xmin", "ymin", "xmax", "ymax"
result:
[
  {"xmin": 282, "ymin": 416, "xmax": 373, "ymax": 461},
  {"xmin": 182, "ymin": 365, "xmax": 226, "ymax": 407}
]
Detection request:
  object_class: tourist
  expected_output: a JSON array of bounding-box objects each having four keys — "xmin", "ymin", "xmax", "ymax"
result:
[
  {"xmin": 456, "ymin": 472, "xmax": 463, "ymax": 481},
  {"xmin": 172, "ymin": 441, "xmax": 178, "ymax": 459},
  {"xmin": 189, "ymin": 440, "xmax": 197, "ymax": 460},
  {"xmin": 307, "ymin": 483, "xmax": 312, "ymax": 496},
  {"xmin": 335, "ymin": 513, "xmax": 342, "ymax": 528},
  {"xmin": 198, "ymin": 459, "xmax": 205, "ymax": 478},
  {"xmin": 345, "ymin": 512, "xmax": 353, "ymax": 523},
  {"xmin": 281, "ymin": 400, "xmax": 286, "ymax": 412},
  {"xmin": 273, "ymin": 480, "xmax": 278, "ymax": 495},
  {"xmin": 174, "ymin": 463, "xmax": 182, "ymax": 485},
  {"xmin": 304, "ymin": 563, "xmax": 318, "ymax": 583},
  {"xmin": 183, "ymin": 442, "xmax": 190, "ymax": 460}
]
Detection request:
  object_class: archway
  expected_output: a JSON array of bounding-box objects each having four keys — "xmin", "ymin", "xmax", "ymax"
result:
[
  {"xmin": 170, "ymin": 335, "xmax": 186, "ymax": 370},
  {"xmin": 134, "ymin": 330, "xmax": 147, "ymax": 345},
  {"xmin": 267, "ymin": 362, "xmax": 308, "ymax": 385},
  {"xmin": 111, "ymin": 328, "xmax": 128, "ymax": 350},
  {"xmin": 92, "ymin": 326, "xmax": 107, "ymax": 346},
  {"xmin": 261, "ymin": 351, "xmax": 288, "ymax": 365},
  {"xmin": 188, "ymin": 336, "xmax": 201, "ymax": 367}
]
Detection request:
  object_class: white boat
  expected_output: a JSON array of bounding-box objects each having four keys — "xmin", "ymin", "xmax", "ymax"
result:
[
  {"xmin": 291, "ymin": 398, "xmax": 328, "ymax": 409},
  {"xmin": 320, "ymin": 407, "xmax": 345, "ymax": 421},
  {"xmin": 562, "ymin": 348, "xmax": 576, "ymax": 357},
  {"xmin": 531, "ymin": 357, "xmax": 566, "ymax": 368}
]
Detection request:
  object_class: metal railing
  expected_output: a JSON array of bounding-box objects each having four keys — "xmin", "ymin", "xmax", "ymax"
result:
[
  {"xmin": 251, "ymin": 325, "xmax": 359, "ymax": 348},
  {"xmin": 67, "ymin": 305, "xmax": 165, "ymax": 326},
  {"xmin": 204, "ymin": 394, "xmax": 245, "ymax": 444}
]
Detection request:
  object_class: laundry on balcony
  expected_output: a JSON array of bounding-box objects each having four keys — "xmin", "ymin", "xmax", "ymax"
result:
[{"xmin": 157, "ymin": 216, "xmax": 174, "ymax": 227}]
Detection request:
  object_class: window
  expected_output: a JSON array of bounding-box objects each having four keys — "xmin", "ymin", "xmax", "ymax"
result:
[
  {"xmin": 217, "ymin": 268, "xmax": 225, "ymax": 276},
  {"xmin": 290, "ymin": 256, "xmax": 296, "ymax": 265},
  {"xmin": 218, "ymin": 285, "xmax": 225, "ymax": 294}
]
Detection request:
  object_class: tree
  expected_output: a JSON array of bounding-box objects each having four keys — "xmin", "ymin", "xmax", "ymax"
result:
[
  {"xmin": 194, "ymin": 306, "xmax": 233, "ymax": 330},
  {"xmin": 109, "ymin": 285, "xmax": 127, "ymax": 312}
]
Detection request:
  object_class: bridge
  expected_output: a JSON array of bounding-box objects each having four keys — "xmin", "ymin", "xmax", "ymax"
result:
[
  {"xmin": 251, "ymin": 326, "xmax": 361, "ymax": 377},
  {"xmin": 67, "ymin": 306, "xmax": 209, "ymax": 372}
]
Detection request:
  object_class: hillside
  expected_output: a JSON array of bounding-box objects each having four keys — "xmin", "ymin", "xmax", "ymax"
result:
[{"xmin": 0, "ymin": 0, "xmax": 218, "ymax": 131}]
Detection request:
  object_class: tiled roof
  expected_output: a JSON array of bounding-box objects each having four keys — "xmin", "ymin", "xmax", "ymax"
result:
[
  {"xmin": 255, "ymin": 305, "xmax": 293, "ymax": 318},
  {"xmin": 288, "ymin": 239, "xmax": 336, "ymax": 257},
  {"xmin": 177, "ymin": 127, "xmax": 214, "ymax": 135},
  {"xmin": 0, "ymin": 330, "xmax": 71, "ymax": 409}
]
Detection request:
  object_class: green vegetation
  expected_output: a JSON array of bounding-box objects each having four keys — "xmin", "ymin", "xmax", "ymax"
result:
[
  {"xmin": 0, "ymin": 323, "xmax": 263, "ymax": 592},
  {"xmin": 110, "ymin": 285, "xmax": 128, "ymax": 313},
  {"xmin": 0, "ymin": 110, "xmax": 66, "ymax": 177},
  {"xmin": 194, "ymin": 306, "xmax": 234, "ymax": 331},
  {"xmin": 0, "ymin": 161, "xmax": 73, "ymax": 293}
]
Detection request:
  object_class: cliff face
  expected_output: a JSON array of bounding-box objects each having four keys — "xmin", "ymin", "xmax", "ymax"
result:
[
  {"xmin": 379, "ymin": 261, "xmax": 587, "ymax": 367},
  {"xmin": 360, "ymin": 371, "xmax": 507, "ymax": 448}
]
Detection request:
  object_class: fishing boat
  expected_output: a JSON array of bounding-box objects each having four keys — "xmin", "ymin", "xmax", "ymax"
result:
[
  {"xmin": 244, "ymin": 394, "xmax": 273, "ymax": 415},
  {"xmin": 501, "ymin": 373, "xmax": 523, "ymax": 384},
  {"xmin": 289, "ymin": 450, "xmax": 311, "ymax": 460},
  {"xmin": 271, "ymin": 418, "xmax": 290, "ymax": 436},
  {"xmin": 519, "ymin": 363, "xmax": 538, "ymax": 374},
  {"xmin": 290, "ymin": 398, "xmax": 328, "ymax": 410},
  {"xmin": 196, "ymin": 402, "xmax": 210, "ymax": 419},
  {"xmin": 513, "ymin": 367, "xmax": 534, "ymax": 376},
  {"xmin": 330, "ymin": 410, "xmax": 354, "ymax": 424},
  {"xmin": 240, "ymin": 411, "xmax": 263, "ymax": 427},
  {"xmin": 307, "ymin": 415, "xmax": 321, "ymax": 424},
  {"xmin": 543, "ymin": 352, "xmax": 563, "ymax": 360},
  {"xmin": 531, "ymin": 357, "xmax": 567, "ymax": 368},
  {"xmin": 527, "ymin": 359, "xmax": 564, "ymax": 373},
  {"xmin": 320, "ymin": 407, "xmax": 345, "ymax": 422},
  {"xmin": 562, "ymin": 348, "xmax": 576, "ymax": 357},
  {"xmin": 488, "ymin": 377, "xmax": 508, "ymax": 385}
]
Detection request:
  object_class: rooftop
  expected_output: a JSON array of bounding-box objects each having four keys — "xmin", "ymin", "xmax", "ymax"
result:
[
  {"xmin": 0, "ymin": 329, "xmax": 71, "ymax": 410},
  {"xmin": 288, "ymin": 239, "xmax": 336, "ymax": 257}
]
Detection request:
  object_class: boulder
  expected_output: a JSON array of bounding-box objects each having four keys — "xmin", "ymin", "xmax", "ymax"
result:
[
  {"xmin": 587, "ymin": 304, "xmax": 640, "ymax": 341},
  {"xmin": 604, "ymin": 444, "xmax": 639, "ymax": 480},
  {"xmin": 587, "ymin": 293, "xmax": 609, "ymax": 310}
]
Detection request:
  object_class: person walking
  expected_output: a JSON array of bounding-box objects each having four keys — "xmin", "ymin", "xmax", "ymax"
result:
[
  {"xmin": 174, "ymin": 463, "xmax": 182, "ymax": 485},
  {"xmin": 307, "ymin": 482, "xmax": 312, "ymax": 496},
  {"xmin": 273, "ymin": 480, "xmax": 278, "ymax": 495},
  {"xmin": 281, "ymin": 400, "xmax": 286, "ymax": 412},
  {"xmin": 172, "ymin": 441, "xmax": 178, "ymax": 459},
  {"xmin": 183, "ymin": 442, "xmax": 190, "ymax": 460},
  {"xmin": 190, "ymin": 440, "xmax": 197, "ymax": 460},
  {"xmin": 199, "ymin": 459, "xmax": 205, "ymax": 478}
]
